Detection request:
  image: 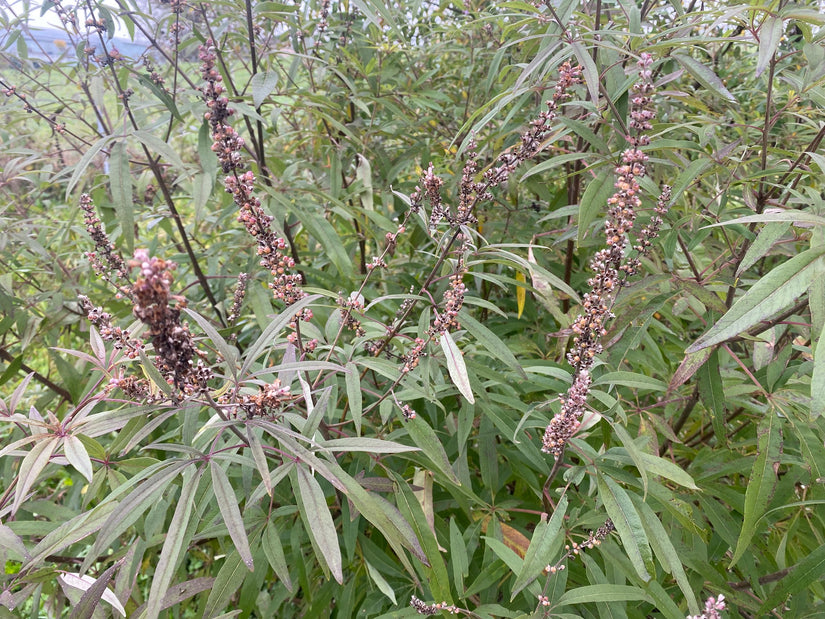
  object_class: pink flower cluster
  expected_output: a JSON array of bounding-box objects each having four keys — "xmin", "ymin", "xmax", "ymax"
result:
[
  {"xmin": 687, "ymin": 595, "xmax": 726, "ymax": 619},
  {"xmin": 542, "ymin": 53, "xmax": 669, "ymax": 458},
  {"xmin": 199, "ymin": 40, "xmax": 308, "ymax": 320}
]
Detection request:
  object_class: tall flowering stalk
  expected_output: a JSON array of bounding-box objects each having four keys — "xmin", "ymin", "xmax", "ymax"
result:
[
  {"xmin": 397, "ymin": 62, "xmax": 583, "ymax": 399},
  {"xmin": 80, "ymin": 195, "xmax": 210, "ymax": 393},
  {"xmin": 199, "ymin": 40, "xmax": 309, "ymax": 324},
  {"xmin": 542, "ymin": 53, "xmax": 670, "ymax": 457}
]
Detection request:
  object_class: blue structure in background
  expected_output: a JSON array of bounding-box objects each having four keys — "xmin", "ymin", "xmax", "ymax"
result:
[{"xmin": 4, "ymin": 26, "xmax": 149, "ymax": 63}]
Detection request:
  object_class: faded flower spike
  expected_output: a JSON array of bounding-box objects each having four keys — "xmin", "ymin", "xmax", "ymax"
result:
[
  {"xmin": 199, "ymin": 39, "xmax": 308, "ymax": 321},
  {"xmin": 541, "ymin": 53, "xmax": 669, "ymax": 458}
]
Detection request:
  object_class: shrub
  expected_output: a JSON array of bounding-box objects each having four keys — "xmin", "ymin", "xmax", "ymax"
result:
[{"xmin": 2, "ymin": 1, "xmax": 825, "ymax": 618}]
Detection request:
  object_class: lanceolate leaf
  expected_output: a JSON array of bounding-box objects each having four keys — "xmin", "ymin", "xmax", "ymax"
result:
[
  {"xmin": 556, "ymin": 584, "xmax": 653, "ymax": 605},
  {"xmin": 144, "ymin": 465, "xmax": 204, "ymax": 619},
  {"xmin": 672, "ymin": 53, "xmax": 736, "ymax": 102},
  {"xmin": 403, "ymin": 416, "xmax": 460, "ymax": 485},
  {"xmin": 293, "ymin": 465, "xmax": 343, "ymax": 584},
  {"xmin": 12, "ymin": 436, "xmax": 58, "ymax": 516},
  {"xmin": 730, "ymin": 412, "xmax": 783, "ymax": 568},
  {"xmin": 210, "ymin": 460, "xmax": 254, "ymax": 570},
  {"xmin": 262, "ymin": 524, "xmax": 292, "ymax": 592},
  {"xmin": 109, "ymin": 141, "xmax": 133, "ymax": 254},
  {"xmin": 687, "ymin": 248, "xmax": 825, "ymax": 352},
  {"xmin": 63, "ymin": 434, "xmax": 94, "ymax": 483},
  {"xmin": 202, "ymin": 551, "xmax": 248, "ymax": 618},
  {"xmin": 458, "ymin": 310, "xmax": 526, "ymax": 378},
  {"xmin": 578, "ymin": 168, "xmax": 614, "ymax": 247},
  {"xmin": 511, "ymin": 495, "xmax": 568, "ymax": 599},
  {"xmin": 756, "ymin": 16, "xmax": 784, "ymax": 78},
  {"xmin": 84, "ymin": 461, "xmax": 190, "ymax": 571},
  {"xmin": 241, "ymin": 295, "xmax": 319, "ymax": 375},
  {"xmin": 597, "ymin": 474, "xmax": 653, "ymax": 582},
  {"xmin": 631, "ymin": 495, "xmax": 699, "ymax": 616},
  {"xmin": 698, "ymin": 349, "xmax": 726, "ymax": 443},
  {"xmin": 758, "ymin": 543, "xmax": 825, "ymax": 614},
  {"xmin": 65, "ymin": 563, "xmax": 124, "ymax": 619},
  {"xmin": 440, "ymin": 331, "xmax": 475, "ymax": 404}
]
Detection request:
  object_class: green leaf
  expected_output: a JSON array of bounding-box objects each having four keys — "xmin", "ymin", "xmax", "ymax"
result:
[
  {"xmin": 610, "ymin": 423, "xmax": 648, "ymax": 498},
  {"xmin": 631, "ymin": 496, "xmax": 699, "ymax": 616},
  {"xmin": 66, "ymin": 136, "xmax": 116, "ymax": 198},
  {"xmin": 578, "ymin": 168, "xmax": 614, "ymax": 247},
  {"xmin": 62, "ymin": 566, "xmax": 125, "ymax": 619},
  {"xmin": 132, "ymin": 130, "xmax": 186, "ymax": 172},
  {"xmin": 0, "ymin": 523, "xmax": 30, "ymax": 560},
  {"xmin": 511, "ymin": 495, "xmax": 568, "ymax": 598},
  {"xmin": 130, "ymin": 578, "xmax": 215, "ymax": 616},
  {"xmin": 440, "ymin": 331, "xmax": 475, "ymax": 404},
  {"xmin": 210, "ymin": 460, "xmax": 254, "ymax": 570},
  {"xmin": 262, "ymin": 524, "xmax": 292, "ymax": 592},
  {"xmin": 458, "ymin": 310, "xmax": 526, "ymax": 378},
  {"xmin": 84, "ymin": 461, "xmax": 189, "ymax": 571},
  {"xmin": 63, "ymin": 435, "xmax": 94, "ymax": 483},
  {"xmin": 319, "ymin": 437, "xmax": 418, "ymax": 453},
  {"xmin": 136, "ymin": 74, "xmax": 183, "ymax": 121},
  {"xmin": 672, "ymin": 54, "xmax": 736, "ymax": 103},
  {"xmin": 66, "ymin": 563, "xmax": 122, "ymax": 619},
  {"xmin": 814, "ymin": 328, "xmax": 825, "ymax": 418},
  {"xmin": 109, "ymin": 141, "xmax": 133, "ymax": 254},
  {"xmin": 635, "ymin": 453, "xmax": 698, "ymax": 490},
  {"xmin": 556, "ymin": 584, "xmax": 653, "ymax": 605},
  {"xmin": 730, "ymin": 412, "xmax": 783, "ymax": 567},
  {"xmin": 144, "ymin": 465, "xmax": 204, "ymax": 619},
  {"xmin": 597, "ymin": 474, "xmax": 653, "ymax": 582},
  {"xmin": 246, "ymin": 429, "xmax": 271, "ymax": 497},
  {"xmin": 393, "ymin": 476, "xmax": 451, "ymax": 602},
  {"xmin": 698, "ymin": 349, "xmax": 726, "ymax": 443},
  {"xmin": 449, "ymin": 518, "xmax": 468, "ymax": 593},
  {"xmin": 757, "ymin": 16, "xmax": 784, "ymax": 78},
  {"xmin": 365, "ymin": 560, "xmax": 396, "ymax": 603},
  {"xmin": 293, "ymin": 465, "xmax": 343, "ymax": 584},
  {"xmin": 202, "ymin": 551, "xmax": 249, "ymax": 618},
  {"xmin": 404, "ymin": 416, "xmax": 460, "ymax": 485},
  {"xmin": 184, "ymin": 309, "xmax": 238, "ymax": 377},
  {"xmin": 687, "ymin": 248, "xmax": 825, "ymax": 352},
  {"xmin": 737, "ymin": 222, "xmax": 791, "ymax": 278},
  {"xmin": 13, "ymin": 436, "xmax": 58, "ymax": 516},
  {"xmin": 758, "ymin": 543, "xmax": 825, "ymax": 614},
  {"xmin": 705, "ymin": 211, "xmax": 825, "ymax": 229},
  {"xmin": 670, "ymin": 348, "xmax": 713, "ymax": 390},
  {"xmin": 26, "ymin": 502, "xmax": 117, "ymax": 567},
  {"xmin": 241, "ymin": 295, "xmax": 319, "ymax": 375},
  {"xmin": 570, "ymin": 40, "xmax": 600, "ymax": 108},
  {"xmin": 345, "ymin": 361, "xmax": 362, "ymax": 435},
  {"xmin": 300, "ymin": 210, "xmax": 354, "ymax": 279},
  {"xmin": 251, "ymin": 71, "xmax": 279, "ymax": 108}
]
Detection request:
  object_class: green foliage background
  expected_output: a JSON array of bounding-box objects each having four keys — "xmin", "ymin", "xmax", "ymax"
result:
[{"xmin": 1, "ymin": 0, "xmax": 825, "ymax": 617}]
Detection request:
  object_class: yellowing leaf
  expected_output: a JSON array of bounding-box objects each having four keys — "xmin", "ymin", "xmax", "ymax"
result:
[
  {"xmin": 516, "ymin": 271, "xmax": 526, "ymax": 318},
  {"xmin": 500, "ymin": 522, "xmax": 531, "ymax": 559}
]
